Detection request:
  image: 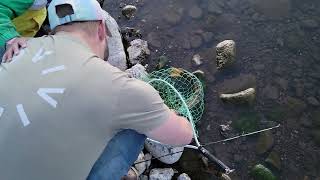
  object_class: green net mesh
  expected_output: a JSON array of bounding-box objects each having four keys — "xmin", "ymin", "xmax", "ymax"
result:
[{"xmin": 140, "ymin": 67, "xmax": 205, "ymax": 128}]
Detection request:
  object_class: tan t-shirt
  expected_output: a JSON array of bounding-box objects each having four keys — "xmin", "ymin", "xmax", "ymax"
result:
[{"xmin": 0, "ymin": 34, "xmax": 170, "ymax": 180}]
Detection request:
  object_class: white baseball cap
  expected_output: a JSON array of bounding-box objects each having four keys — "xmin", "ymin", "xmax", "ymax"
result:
[{"xmin": 48, "ymin": 0, "xmax": 104, "ymax": 30}]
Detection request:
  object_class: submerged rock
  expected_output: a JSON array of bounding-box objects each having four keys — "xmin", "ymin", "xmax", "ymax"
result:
[
  {"xmin": 216, "ymin": 40, "xmax": 236, "ymax": 69},
  {"xmin": 256, "ymin": 131, "xmax": 274, "ymax": 154},
  {"xmin": 220, "ymin": 88, "xmax": 256, "ymax": 104},
  {"xmin": 122, "ymin": 5, "xmax": 137, "ymax": 19},
  {"xmin": 307, "ymin": 97, "xmax": 320, "ymax": 106},
  {"xmin": 147, "ymin": 32, "xmax": 162, "ymax": 48},
  {"xmin": 164, "ymin": 7, "xmax": 184, "ymax": 25},
  {"xmin": 145, "ymin": 139, "xmax": 184, "ymax": 164},
  {"xmin": 149, "ymin": 168, "xmax": 174, "ymax": 180},
  {"xmin": 127, "ymin": 39, "xmax": 150, "ymax": 65},
  {"xmin": 189, "ymin": 6, "xmax": 203, "ymax": 19},
  {"xmin": 177, "ymin": 173, "xmax": 191, "ymax": 180},
  {"xmin": 262, "ymin": 85, "xmax": 279, "ymax": 100},
  {"xmin": 232, "ymin": 111, "xmax": 260, "ymax": 132},
  {"xmin": 218, "ymin": 74, "xmax": 256, "ymax": 94},
  {"xmin": 156, "ymin": 56, "xmax": 169, "ymax": 70},
  {"xmin": 251, "ymin": 164, "xmax": 277, "ymax": 180},
  {"xmin": 266, "ymin": 151, "xmax": 281, "ymax": 170}
]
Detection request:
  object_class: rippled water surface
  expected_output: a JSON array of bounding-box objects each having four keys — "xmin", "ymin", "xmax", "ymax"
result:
[{"xmin": 103, "ymin": 0, "xmax": 320, "ymax": 179}]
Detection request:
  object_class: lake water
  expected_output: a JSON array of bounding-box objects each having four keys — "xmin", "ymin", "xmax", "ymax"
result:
[{"xmin": 103, "ymin": 0, "xmax": 320, "ymax": 179}]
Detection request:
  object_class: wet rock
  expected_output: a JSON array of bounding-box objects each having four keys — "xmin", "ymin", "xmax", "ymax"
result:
[
  {"xmin": 164, "ymin": 7, "xmax": 184, "ymax": 25},
  {"xmin": 122, "ymin": 5, "xmax": 137, "ymax": 19},
  {"xmin": 190, "ymin": 35, "xmax": 203, "ymax": 48},
  {"xmin": 192, "ymin": 54, "xmax": 203, "ymax": 66},
  {"xmin": 103, "ymin": 11, "xmax": 127, "ymax": 71},
  {"xmin": 232, "ymin": 112, "xmax": 259, "ymax": 132},
  {"xmin": 251, "ymin": 164, "xmax": 276, "ymax": 180},
  {"xmin": 149, "ymin": 168, "xmax": 174, "ymax": 180},
  {"xmin": 193, "ymin": 70, "xmax": 206, "ymax": 88},
  {"xmin": 156, "ymin": 56, "xmax": 169, "ymax": 70},
  {"xmin": 177, "ymin": 173, "xmax": 191, "ymax": 180},
  {"xmin": 262, "ymin": 85, "xmax": 279, "ymax": 100},
  {"xmin": 220, "ymin": 88, "xmax": 256, "ymax": 104},
  {"xmin": 307, "ymin": 97, "xmax": 320, "ymax": 106},
  {"xmin": 266, "ymin": 151, "xmax": 281, "ymax": 170},
  {"xmin": 188, "ymin": 6, "xmax": 203, "ymax": 19},
  {"xmin": 145, "ymin": 139, "xmax": 184, "ymax": 164},
  {"xmin": 218, "ymin": 74, "xmax": 256, "ymax": 94},
  {"xmin": 301, "ymin": 19, "xmax": 319, "ymax": 29},
  {"xmin": 127, "ymin": 39, "xmax": 150, "ymax": 65},
  {"xmin": 147, "ymin": 32, "xmax": 162, "ymax": 48},
  {"xmin": 126, "ymin": 64, "xmax": 148, "ymax": 79},
  {"xmin": 256, "ymin": 132, "xmax": 274, "ymax": 154},
  {"xmin": 216, "ymin": 40, "xmax": 236, "ymax": 70}
]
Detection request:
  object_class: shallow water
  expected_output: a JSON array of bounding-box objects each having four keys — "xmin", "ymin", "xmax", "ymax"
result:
[{"xmin": 103, "ymin": 0, "xmax": 320, "ymax": 179}]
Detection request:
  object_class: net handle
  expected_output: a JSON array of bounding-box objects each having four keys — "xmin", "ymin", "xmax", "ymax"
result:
[{"xmin": 147, "ymin": 78, "xmax": 200, "ymax": 146}]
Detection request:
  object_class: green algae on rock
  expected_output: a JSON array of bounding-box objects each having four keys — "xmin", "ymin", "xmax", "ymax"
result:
[{"xmin": 251, "ymin": 164, "xmax": 277, "ymax": 180}]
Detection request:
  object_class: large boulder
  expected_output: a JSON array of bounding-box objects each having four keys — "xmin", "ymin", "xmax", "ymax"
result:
[
  {"xmin": 145, "ymin": 139, "xmax": 184, "ymax": 164},
  {"xmin": 127, "ymin": 39, "xmax": 150, "ymax": 65},
  {"xmin": 103, "ymin": 11, "xmax": 127, "ymax": 71}
]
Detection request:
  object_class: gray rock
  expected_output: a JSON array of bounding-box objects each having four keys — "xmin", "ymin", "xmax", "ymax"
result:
[
  {"xmin": 127, "ymin": 39, "xmax": 150, "ymax": 65},
  {"xmin": 192, "ymin": 54, "xmax": 203, "ymax": 66},
  {"xmin": 134, "ymin": 152, "xmax": 147, "ymax": 176},
  {"xmin": 122, "ymin": 5, "xmax": 137, "ymax": 19},
  {"xmin": 125, "ymin": 64, "xmax": 148, "ymax": 79},
  {"xmin": 177, "ymin": 173, "xmax": 191, "ymax": 180},
  {"xmin": 103, "ymin": 11, "xmax": 127, "ymax": 71},
  {"xmin": 307, "ymin": 97, "xmax": 320, "ymax": 106},
  {"xmin": 216, "ymin": 40, "xmax": 236, "ymax": 70},
  {"xmin": 220, "ymin": 88, "xmax": 256, "ymax": 104},
  {"xmin": 145, "ymin": 139, "xmax": 184, "ymax": 164},
  {"xmin": 149, "ymin": 168, "xmax": 174, "ymax": 180},
  {"xmin": 189, "ymin": 6, "xmax": 203, "ymax": 19}
]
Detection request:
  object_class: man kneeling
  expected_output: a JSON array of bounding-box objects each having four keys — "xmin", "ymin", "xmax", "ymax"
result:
[{"xmin": 0, "ymin": 0, "xmax": 193, "ymax": 179}]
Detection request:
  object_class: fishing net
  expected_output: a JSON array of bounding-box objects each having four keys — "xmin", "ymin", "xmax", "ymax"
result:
[{"xmin": 139, "ymin": 67, "xmax": 205, "ymax": 131}]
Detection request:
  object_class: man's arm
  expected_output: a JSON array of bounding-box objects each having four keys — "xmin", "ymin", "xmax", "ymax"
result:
[{"xmin": 146, "ymin": 111, "xmax": 193, "ymax": 146}]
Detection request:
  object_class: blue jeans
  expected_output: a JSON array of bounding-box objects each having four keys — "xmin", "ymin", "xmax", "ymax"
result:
[{"xmin": 87, "ymin": 129, "xmax": 146, "ymax": 180}]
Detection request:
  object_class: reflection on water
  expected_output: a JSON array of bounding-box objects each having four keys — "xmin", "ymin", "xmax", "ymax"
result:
[{"xmin": 104, "ymin": 0, "xmax": 320, "ymax": 179}]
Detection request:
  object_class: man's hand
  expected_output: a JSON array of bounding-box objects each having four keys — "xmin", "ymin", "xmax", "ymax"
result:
[{"xmin": 2, "ymin": 37, "xmax": 29, "ymax": 63}]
